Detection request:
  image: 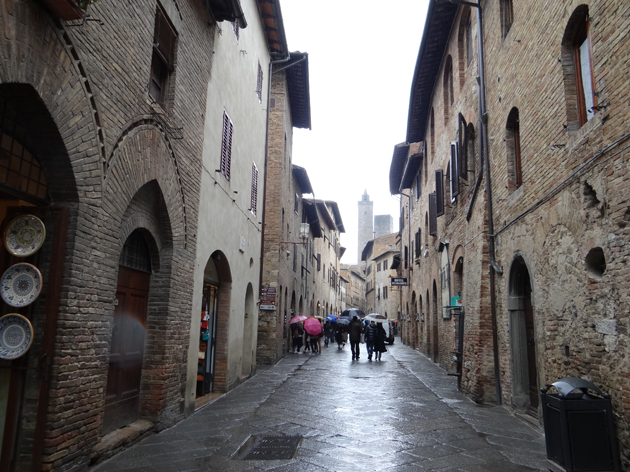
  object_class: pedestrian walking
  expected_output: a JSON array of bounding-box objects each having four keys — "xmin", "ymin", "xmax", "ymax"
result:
[
  {"xmin": 324, "ymin": 321, "xmax": 334, "ymax": 347},
  {"xmin": 348, "ymin": 316, "xmax": 363, "ymax": 360},
  {"xmin": 335, "ymin": 324, "xmax": 344, "ymax": 349},
  {"xmin": 375, "ymin": 322, "xmax": 387, "ymax": 361},
  {"xmin": 365, "ymin": 320, "xmax": 377, "ymax": 361},
  {"xmin": 292, "ymin": 323, "xmax": 303, "ymax": 353}
]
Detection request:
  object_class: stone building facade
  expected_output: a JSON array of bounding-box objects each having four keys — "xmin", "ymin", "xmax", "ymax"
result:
[
  {"xmin": 390, "ymin": 0, "xmax": 630, "ymax": 464},
  {"xmin": 312, "ymin": 200, "xmax": 345, "ymax": 316},
  {"xmin": 340, "ymin": 264, "xmax": 366, "ymax": 312},
  {"xmin": 374, "ymin": 214, "xmax": 393, "ymax": 239},
  {"xmin": 361, "ymin": 233, "xmax": 399, "ymax": 317}
]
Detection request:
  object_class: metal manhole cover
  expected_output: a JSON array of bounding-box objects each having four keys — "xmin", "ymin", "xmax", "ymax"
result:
[{"xmin": 237, "ymin": 435, "xmax": 302, "ymax": 460}]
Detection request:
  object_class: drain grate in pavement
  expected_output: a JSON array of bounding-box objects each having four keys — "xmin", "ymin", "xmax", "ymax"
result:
[{"xmin": 237, "ymin": 435, "xmax": 302, "ymax": 460}]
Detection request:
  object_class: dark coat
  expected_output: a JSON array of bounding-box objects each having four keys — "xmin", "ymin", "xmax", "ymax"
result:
[
  {"xmin": 375, "ymin": 324, "xmax": 387, "ymax": 352},
  {"xmin": 365, "ymin": 323, "xmax": 378, "ymax": 343},
  {"xmin": 348, "ymin": 319, "xmax": 363, "ymax": 342}
]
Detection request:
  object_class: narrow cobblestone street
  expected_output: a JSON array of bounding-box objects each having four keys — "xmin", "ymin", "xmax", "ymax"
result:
[{"xmin": 93, "ymin": 340, "xmax": 549, "ymax": 472}]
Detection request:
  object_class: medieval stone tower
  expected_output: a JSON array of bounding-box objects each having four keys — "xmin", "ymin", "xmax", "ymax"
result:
[
  {"xmin": 358, "ymin": 190, "xmax": 373, "ymax": 263},
  {"xmin": 374, "ymin": 215, "xmax": 393, "ymax": 239}
]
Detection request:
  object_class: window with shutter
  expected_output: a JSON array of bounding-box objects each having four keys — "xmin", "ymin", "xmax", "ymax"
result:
[
  {"xmin": 220, "ymin": 111, "xmax": 233, "ymax": 181},
  {"xmin": 429, "ymin": 192, "xmax": 437, "ymax": 236},
  {"xmin": 506, "ymin": 108, "xmax": 522, "ymax": 190},
  {"xmin": 250, "ymin": 162, "xmax": 258, "ymax": 215},
  {"xmin": 436, "ymin": 170, "xmax": 444, "ymax": 216},
  {"xmin": 149, "ymin": 5, "xmax": 177, "ymax": 106},
  {"xmin": 459, "ymin": 115, "xmax": 468, "ymax": 180},
  {"xmin": 317, "ymin": 254, "xmax": 321, "ymax": 271},
  {"xmin": 415, "ymin": 172, "xmax": 421, "ymax": 200},
  {"xmin": 450, "ymin": 142, "xmax": 459, "ymax": 201}
]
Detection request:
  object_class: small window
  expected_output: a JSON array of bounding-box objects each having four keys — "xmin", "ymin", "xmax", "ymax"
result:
[
  {"xmin": 149, "ymin": 5, "xmax": 177, "ymax": 107},
  {"xmin": 429, "ymin": 193, "xmax": 437, "ymax": 236},
  {"xmin": 436, "ymin": 169, "xmax": 445, "ymax": 217},
  {"xmin": 377, "ymin": 262, "xmax": 381, "ymax": 272},
  {"xmin": 383, "ymin": 286, "xmax": 388, "ymax": 299},
  {"xmin": 256, "ymin": 62, "xmax": 263, "ymax": 103},
  {"xmin": 220, "ymin": 111, "xmax": 233, "ymax": 181},
  {"xmin": 415, "ymin": 173, "xmax": 421, "ymax": 200},
  {"xmin": 120, "ymin": 230, "xmax": 152, "ymax": 273},
  {"xmin": 250, "ymin": 162, "xmax": 258, "ymax": 215},
  {"xmin": 294, "ymin": 193, "xmax": 299, "ymax": 214},
  {"xmin": 383, "ymin": 259, "xmax": 388, "ymax": 271},
  {"xmin": 506, "ymin": 108, "xmax": 522, "ymax": 190},
  {"xmin": 443, "ymin": 56, "xmax": 454, "ymax": 123},
  {"xmin": 500, "ymin": 0, "xmax": 514, "ymax": 40}
]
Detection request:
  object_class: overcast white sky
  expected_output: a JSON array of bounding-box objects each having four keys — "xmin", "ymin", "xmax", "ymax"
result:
[{"xmin": 280, "ymin": 0, "xmax": 430, "ymax": 265}]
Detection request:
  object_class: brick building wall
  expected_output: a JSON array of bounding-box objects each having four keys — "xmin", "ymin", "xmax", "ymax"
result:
[
  {"xmin": 0, "ymin": 0, "xmax": 214, "ymax": 469},
  {"xmin": 394, "ymin": 0, "xmax": 630, "ymax": 464}
]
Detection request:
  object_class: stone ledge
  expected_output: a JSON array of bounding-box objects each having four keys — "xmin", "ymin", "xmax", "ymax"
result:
[{"xmin": 89, "ymin": 419, "xmax": 154, "ymax": 466}]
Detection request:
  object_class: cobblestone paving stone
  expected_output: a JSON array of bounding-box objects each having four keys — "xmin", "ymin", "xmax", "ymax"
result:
[{"xmin": 92, "ymin": 340, "xmax": 549, "ymax": 471}]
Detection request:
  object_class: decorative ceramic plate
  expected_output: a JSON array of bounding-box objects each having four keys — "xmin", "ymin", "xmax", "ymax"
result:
[
  {"xmin": 0, "ymin": 263, "xmax": 43, "ymax": 307},
  {"xmin": 0, "ymin": 313, "xmax": 34, "ymax": 360},
  {"xmin": 4, "ymin": 214, "xmax": 46, "ymax": 257}
]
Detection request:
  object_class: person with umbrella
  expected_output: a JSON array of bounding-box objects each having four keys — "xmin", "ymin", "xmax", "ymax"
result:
[
  {"xmin": 348, "ymin": 316, "xmax": 363, "ymax": 360},
  {"xmin": 304, "ymin": 317, "xmax": 322, "ymax": 354},
  {"xmin": 291, "ymin": 321, "xmax": 304, "ymax": 353},
  {"xmin": 365, "ymin": 320, "xmax": 378, "ymax": 361},
  {"xmin": 374, "ymin": 322, "xmax": 388, "ymax": 361}
]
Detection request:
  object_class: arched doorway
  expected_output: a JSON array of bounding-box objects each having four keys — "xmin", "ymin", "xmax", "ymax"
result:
[
  {"xmin": 411, "ymin": 292, "xmax": 417, "ymax": 348},
  {"xmin": 104, "ymin": 229, "xmax": 154, "ymax": 434},
  {"xmin": 0, "ymin": 84, "xmax": 77, "ymax": 471},
  {"xmin": 196, "ymin": 250, "xmax": 231, "ymax": 404},
  {"xmin": 241, "ymin": 283, "xmax": 254, "ymax": 377},
  {"xmin": 508, "ymin": 256, "xmax": 538, "ymax": 417}
]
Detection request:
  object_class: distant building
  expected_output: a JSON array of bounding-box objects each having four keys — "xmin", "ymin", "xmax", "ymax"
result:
[{"xmin": 374, "ymin": 215, "xmax": 393, "ymax": 238}]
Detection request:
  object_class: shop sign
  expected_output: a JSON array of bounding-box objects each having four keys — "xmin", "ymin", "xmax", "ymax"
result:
[
  {"xmin": 391, "ymin": 277, "xmax": 407, "ymax": 286},
  {"xmin": 260, "ymin": 287, "xmax": 276, "ymax": 311}
]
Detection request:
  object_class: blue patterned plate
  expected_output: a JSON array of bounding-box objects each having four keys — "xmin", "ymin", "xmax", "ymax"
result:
[
  {"xmin": 0, "ymin": 313, "xmax": 34, "ymax": 360},
  {"xmin": 1, "ymin": 263, "xmax": 43, "ymax": 307},
  {"xmin": 4, "ymin": 214, "xmax": 46, "ymax": 257}
]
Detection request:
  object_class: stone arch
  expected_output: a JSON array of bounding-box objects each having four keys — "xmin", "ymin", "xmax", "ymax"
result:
[
  {"xmin": 508, "ymin": 253, "xmax": 539, "ymax": 416},
  {"xmin": 452, "ymin": 245, "xmax": 465, "ymax": 299},
  {"xmin": 457, "ymin": 6, "xmax": 473, "ymax": 89}
]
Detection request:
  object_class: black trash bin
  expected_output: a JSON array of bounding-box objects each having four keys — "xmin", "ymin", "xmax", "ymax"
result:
[{"xmin": 541, "ymin": 377, "xmax": 621, "ymax": 472}]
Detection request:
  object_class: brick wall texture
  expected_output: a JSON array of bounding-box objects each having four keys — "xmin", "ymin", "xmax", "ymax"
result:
[
  {"xmin": 397, "ymin": 0, "xmax": 630, "ymax": 464},
  {"xmin": 0, "ymin": 0, "xmax": 213, "ymax": 470}
]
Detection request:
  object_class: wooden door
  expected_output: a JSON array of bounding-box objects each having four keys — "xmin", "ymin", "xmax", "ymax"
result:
[
  {"xmin": 525, "ymin": 296, "xmax": 539, "ymax": 413},
  {"xmin": 103, "ymin": 266, "xmax": 150, "ymax": 434}
]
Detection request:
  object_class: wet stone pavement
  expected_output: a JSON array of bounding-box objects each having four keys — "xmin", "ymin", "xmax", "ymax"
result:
[{"xmin": 93, "ymin": 340, "xmax": 549, "ymax": 472}]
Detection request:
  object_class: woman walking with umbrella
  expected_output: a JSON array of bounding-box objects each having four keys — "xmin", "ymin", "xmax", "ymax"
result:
[
  {"xmin": 374, "ymin": 322, "xmax": 388, "ymax": 361},
  {"xmin": 290, "ymin": 315, "xmax": 307, "ymax": 353}
]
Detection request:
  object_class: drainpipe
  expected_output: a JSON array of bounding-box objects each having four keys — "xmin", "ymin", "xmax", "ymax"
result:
[{"xmin": 449, "ymin": 0, "xmax": 503, "ymax": 405}]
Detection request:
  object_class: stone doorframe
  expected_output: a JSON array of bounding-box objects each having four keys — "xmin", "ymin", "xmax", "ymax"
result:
[{"xmin": 507, "ymin": 254, "xmax": 538, "ymax": 412}]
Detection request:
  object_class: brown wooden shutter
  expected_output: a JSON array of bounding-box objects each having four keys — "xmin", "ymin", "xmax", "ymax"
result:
[
  {"xmin": 451, "ymin": 142, "xmax": 460, "ymax": 199},
  {"xmin": 429, "ymin": 192, "xmax": 437, "ymax": 235},
  {"xmin": 436, "ymin": 170, "xmax": 444, "ymax": 216},
  {"xmin": 459, "ymin": 114, "xmax": 468, "ymax": 179},
  {"xmin": 221, "ymin": 111, "xmax": 233, "ymax": 181}
]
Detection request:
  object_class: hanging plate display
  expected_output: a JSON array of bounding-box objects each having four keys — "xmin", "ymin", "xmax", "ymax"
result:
[
  {"xmin": 0, "ymin": 263, "xmax": 43, "ymax": 307},
  {"xmin": 0, "ymin": 313, "xmax": 34, "ymax": 360},
  {"xmin": 4, "ymin": 214, "xmax": 46, "ymax": 257}
]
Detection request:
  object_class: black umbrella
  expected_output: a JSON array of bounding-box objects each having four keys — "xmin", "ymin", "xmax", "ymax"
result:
[{"xmin": 341, "ymin": 308, "xmax": 365, "ymax": 319}]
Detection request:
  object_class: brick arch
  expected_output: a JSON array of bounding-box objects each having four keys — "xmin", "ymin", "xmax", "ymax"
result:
[
  {"xmin": 103, "ymin": 126, "xmax": 187, "ymax": 251},
  {"xmin": 106, "ymin": 120, "xmax": 188, "ymax": 248},
  {"xmin": 457, "ymin": 6, "xmax": 472, "ymax": 90},
  {"xmin": 0, "ymin": 5, "xmax": 101, "ymax": 202}
]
